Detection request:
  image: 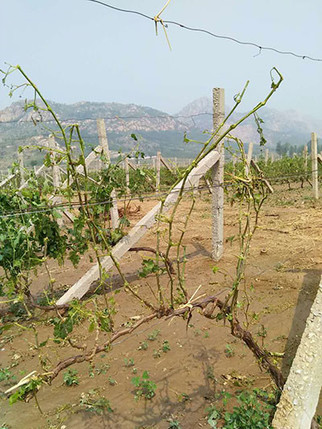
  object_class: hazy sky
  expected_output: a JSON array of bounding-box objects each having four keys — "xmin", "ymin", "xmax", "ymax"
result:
[{"xmin": 1, "ymin": 0, "xmax": 321, "ymax": 120}]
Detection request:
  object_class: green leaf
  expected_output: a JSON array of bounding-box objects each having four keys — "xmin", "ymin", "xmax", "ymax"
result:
[
  {"xmin": 88, "ymin": 321, "xmax": 95, "ymax": 333},
  {"xmin": 212, "ymin": 266, "xmax": 219, "ymax": 274}
]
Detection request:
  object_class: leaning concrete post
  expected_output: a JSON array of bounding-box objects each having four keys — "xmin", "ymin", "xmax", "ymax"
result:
[
  {"xmin": 97, "ymin": 118, "xmax": 119, "ymax": 229},
  {"xmin": 211, "ymin": 88, "xmax": 225, "ymax": 261},
  {"xmin": 245, "ymin": 142, "xmax": 253, "ymax": 176},
  {"xmin": 156, "ymin": 151, "xmax": 161, "ymax": 193},
  {"xmin": 18, "ymin": 150, "xmax": 25, "ymax": 186},
  {"xmin": 311, "ymin": 132, "xmax": 318, "ymax": 199},
  {"xmin": 272, "ymin": 278, "xmax": 322, "ymax": 429}
]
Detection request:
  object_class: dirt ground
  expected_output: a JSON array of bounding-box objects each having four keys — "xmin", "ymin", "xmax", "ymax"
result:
[{"xmin": 1, "ymin": 182, "xmax": 322, "ymax": 428}]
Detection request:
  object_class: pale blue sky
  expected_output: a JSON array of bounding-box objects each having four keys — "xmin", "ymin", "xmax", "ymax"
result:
[{"xmin": 1, "ymin": 0, "xmax": 321, "ymax": 120}]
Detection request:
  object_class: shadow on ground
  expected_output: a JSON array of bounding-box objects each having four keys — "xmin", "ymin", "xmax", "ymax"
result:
[{"xmin": 281, "ymin": 268, "xmax": 321, "ymax": 378}]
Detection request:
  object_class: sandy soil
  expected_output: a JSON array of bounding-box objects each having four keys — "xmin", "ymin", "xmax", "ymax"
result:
[{"xmin": 0, "ymin": 182, "xmax": 321, "ymax": 428}]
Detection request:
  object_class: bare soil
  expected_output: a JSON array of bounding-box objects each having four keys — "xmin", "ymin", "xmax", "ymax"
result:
[{"xmin": 1, "ymin": 182, "xmax": 322, "ymax": 428}]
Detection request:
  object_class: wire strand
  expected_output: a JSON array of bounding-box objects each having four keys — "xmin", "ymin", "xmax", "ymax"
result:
[
  {"xmin": 0, "ymin": 112, "xmax": 212, "ymax": 125},
  {"xmin": 87, "ymin": 0, "xmax": 322, "ymax": 62},
  {"xmin": 0, "ymin": 170, "xmax": 318, "ymax": 219}
]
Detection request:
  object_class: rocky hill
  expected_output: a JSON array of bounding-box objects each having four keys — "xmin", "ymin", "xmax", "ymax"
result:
[
  {"xmin": 0, "ymin": 100, "xmax": 205, "ymax": 168},
  {"xmin": 177, "ymin": 97, "xmax": 321, "ymax": 147},
  {"xmin": 0, "ymin": 98, "xmax": 319, "ymax": 169}
]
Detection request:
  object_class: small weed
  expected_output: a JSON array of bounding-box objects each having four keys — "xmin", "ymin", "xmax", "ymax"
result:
[
  {"xmin": 0, "ymin": 367, "xmax": 16, "ymax": 383},
  {"xmin": 153, "ymin": 349, "xmax": 161, "ymax": 359},
  {"xmin": 138, "ymin": 341, "xmax": 148, "ymax": 351},
  {"xmin": 257, "ymin": 326, "xmax": 267, "ymax": 337},
  {"xmin": 89, "ymin": 363, "xmax": 110, "ymax": 378},
  {"xmin": 63, "ymin": 369, "xmax": 79, "ymax": 386},
  {"xmin": 95, "ymin": 363, "xmax": 110, "ymax": 375},
  {"xmin": 131, "ymin": 371, "xmax": 156, "ymax": 401},
  {"xmin": 275, "ymin": 262, "xmax": 286, "ymax": 272},
  {"xmin": 273, "ymin": 334, "xmax": 287, "ymax": 342},
  {"xmin": 206, "ymin": 365, "xmax": 216, "ymax": 382},
  {"xmin": 124, "ymin": 358, "xmax": 135, "ymax": 367},
  {"xmin": 108, "ymin": 377, "xmax": 117, "ymax": 386},
  {"xmin": 132, "ymin": 367, "xmax": 138, "ymax": 374},
  {"xmin": 204, "ymin": 331, "xmax": 210, "ymax": 338},
  {"xmin": 206, "ymin": 389, "xmax": 276, "ymax": 429},
  {"xmin": 167, "ymin": 418, "xmax": 182, "ymax": 429},
  {"xmin": 80, "ymin": 390, "xmax": 113, "ymax": 415},
  {"xmin": 224, "ymin": 344, "xmax": 235, "ymax": 358},
  {"xmin": 162, "ymin": 340, "xmax": 170, "ymax": 353},
  {"xmin": 88, "ymin": 366, "xmax": 95, "ymax": 378},
  {"xmin": 147, "ymin": 330, "xmax": 160, "ymax": 341},
  {"xmin": 177, "ymin": 392, "xmax": 190, "ymax": 403}
]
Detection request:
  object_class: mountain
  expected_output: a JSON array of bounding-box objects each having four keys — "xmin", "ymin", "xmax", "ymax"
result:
[
  {"xmin": 0, "ymin": 98, "xmax": 320, "ymax": 169},
  {"xmin": 0, "ymin": 100, "xmax": 207, "ymax": 169},
  {"xmin": 176, "ymin": 97, "xmax": 322, "ymax": 150}
]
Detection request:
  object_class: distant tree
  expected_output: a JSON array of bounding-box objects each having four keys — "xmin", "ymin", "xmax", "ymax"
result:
[{"xmin": 276, "ymin": 141, "xmax": 282, "ymax": 156}]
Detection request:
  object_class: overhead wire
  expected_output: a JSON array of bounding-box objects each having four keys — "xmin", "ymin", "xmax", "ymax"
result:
[
  {"xmin": 0, "ymin": 112, "xmax": 212, "ymax": 125},
  {"xmin": 87, "ymin": 0, "xmax": 322, "ymax": 62}
]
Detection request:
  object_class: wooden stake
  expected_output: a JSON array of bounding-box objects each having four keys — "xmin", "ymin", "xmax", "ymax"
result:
[{"xmin": 211, "ymin": 88, "xmax": 225, "ymax": 261}]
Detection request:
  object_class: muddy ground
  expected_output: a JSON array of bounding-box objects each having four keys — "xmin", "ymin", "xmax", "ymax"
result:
[{"xmin": 1, "ymin": 182, "xmax": 322, "ymax": 428}]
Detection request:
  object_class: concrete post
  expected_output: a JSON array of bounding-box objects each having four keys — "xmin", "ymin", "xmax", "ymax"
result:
[
  {"xmin": 265, "ymin": 149, "xmax": 269, "ymax": 165},
  {"xmin": 311, "ymin": 132, "xmax": 318, "ymax": 200},
  {"xmin": 245, "ymin": 142, "xmax": 253, "ymax": 176},
  {"xmin": 18, "ymin": 150, "xmax": 25, "ymax": 186},
  {"xmin": 125, "ymin": 157, "xmax": 130, "ymax": 197},
  {"xmin": 48, "ymin": 136, "xmax": 61, "ymax": 190},
  {"xmin": 303, "ymin": 145, "xmax": 308, "ymax": 174},
  {"xmin": 97, "ymin": 118, "xmax": 119, "ymax": 229},
  {"xmin": 156, "ymin": 151, "xmax": 161, "ymax": 193},
  {"xmin": 211, "ymin": 88, "xmax": 225, "ymax": 261},
  {"xmin": 272, "ymin": 278, "xmax": 322, "ymax": 429}
]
